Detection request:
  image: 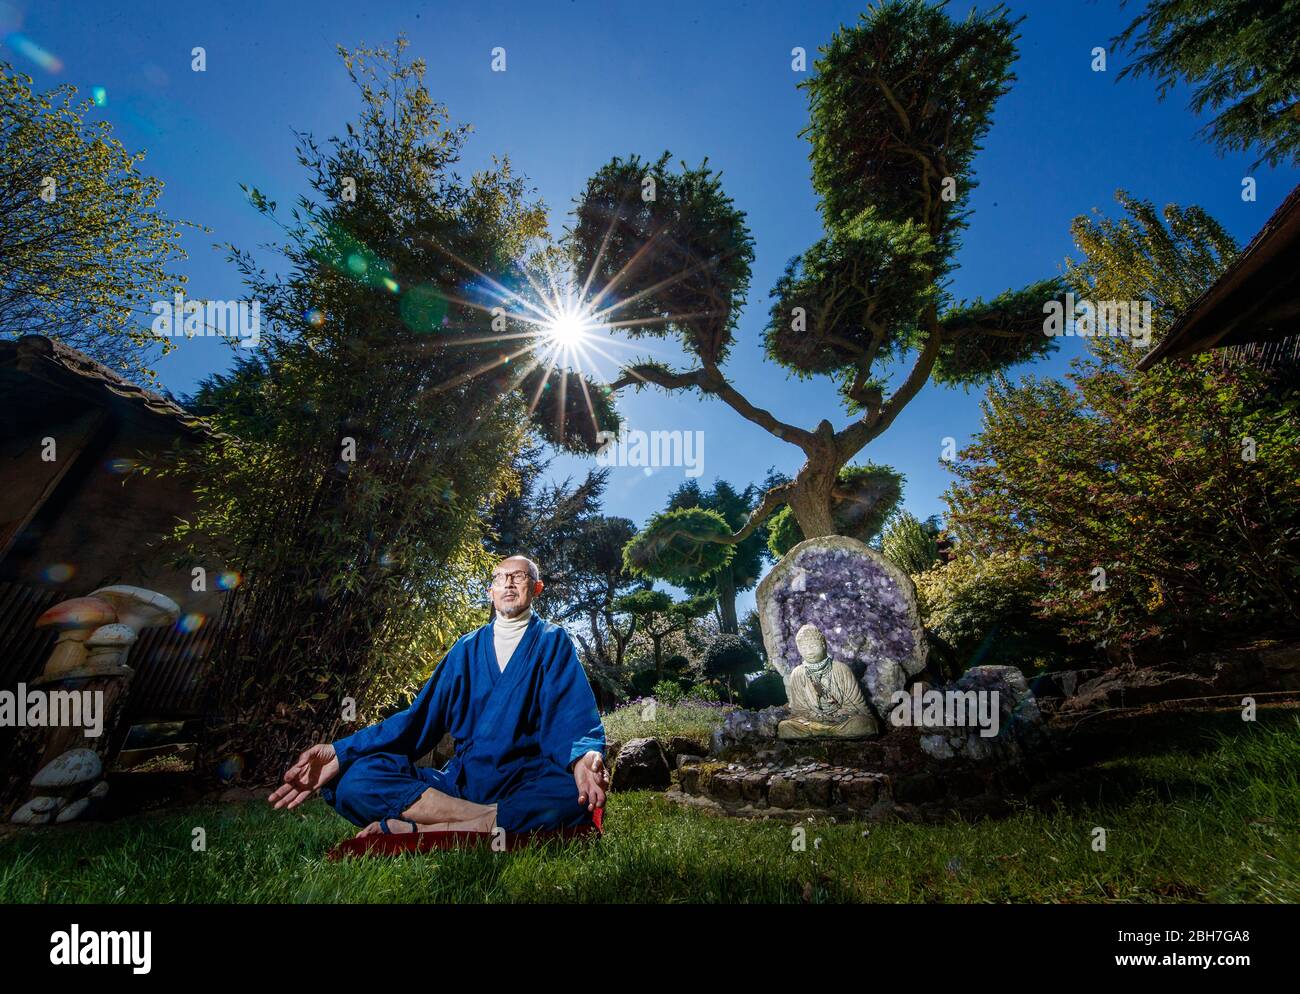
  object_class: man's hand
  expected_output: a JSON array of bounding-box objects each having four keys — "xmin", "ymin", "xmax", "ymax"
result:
[
  {"xmin": 268, "ymin": 743, "xmax": 340, "ymax": 811},
  {"xmin": 573, "ymin": 750, "xmax": 608, "ymax": 812}
]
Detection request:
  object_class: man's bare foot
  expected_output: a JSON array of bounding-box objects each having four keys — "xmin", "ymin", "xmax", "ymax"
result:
[
  {"xmin": 354, "ymin": 819, "xmax": 425, "ymax": 838},
  {"xmin": 353, "ymin": 807, "xmax": 496, "ymax": 838}
]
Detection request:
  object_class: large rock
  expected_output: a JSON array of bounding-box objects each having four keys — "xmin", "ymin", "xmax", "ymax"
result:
[
  {"xmin": 609, "ymin": 737, "xmax": 671, "ymax": 791},
  {"xmin": 757, "ymin": 536, "xmax": 927, "ymax": 718},
  {"xmin": 1259, "ymin": 643, "xmax": 1300, "ymax": 690},
  {"xmin": 1062, "ymin": 667, "xmax": 1215, "ymax": 713},
  {"xmin": 956, "ymin": 665, "xmax": 1042, "ymax": 728}
]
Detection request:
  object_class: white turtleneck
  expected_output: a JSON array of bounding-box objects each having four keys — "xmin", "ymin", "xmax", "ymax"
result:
[{"xmin": 493, "ymin": 608, "xmax": 532, "ymax": 672}]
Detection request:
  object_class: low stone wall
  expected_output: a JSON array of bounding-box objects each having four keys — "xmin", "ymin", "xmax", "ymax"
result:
[{"xmin": 670, "ymin": 723, "xmax": 1053, "ymax": 824}]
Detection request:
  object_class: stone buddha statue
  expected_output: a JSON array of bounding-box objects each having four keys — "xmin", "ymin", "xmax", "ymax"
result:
[{"xmin": 778, "ymin": 624, "xmax": 879, "ymax": 739}]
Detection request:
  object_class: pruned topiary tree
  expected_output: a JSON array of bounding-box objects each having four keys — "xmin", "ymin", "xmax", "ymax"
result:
[
  {"xmin": 622, "ymin": 477, "xmax": 775, "ymax": 633},
  {"xmin": 570, "ymin": 0, "xmax": 1067, "ymax": 575},
  {"xmin": 700, "ymin": 633, "xmax": 763, "ymax": 703},
  {"xmin": 615, "ymin": 588, "xmax": 713, "ymax": 683}
]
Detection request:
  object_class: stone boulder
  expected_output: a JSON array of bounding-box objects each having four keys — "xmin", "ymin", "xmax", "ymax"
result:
[
  {"xmin": 1027, "ymin": 669, "xmax": 1101, "ymax": 704},
  {"xmin": 662, "ymin": 735, "xmax": 706, "ymax": 768},
  {"xmin": 31, "ymin": 748, "xmax": 102, "ymax": 789},
  {"xmin": 710, "ymin": 706, "xmax": 789, "ymax": 754},
  {"xmin": 1256, "ymin": 643, "xmax": 1300, "ymax": 691},
  {"xmin": 1062, "ymin": 667, "xmax": 1216, "ymax": 713},
  {"xmin": 914, "ymin": 665, "xmax": 1046, "ymax": 760},
  {"xmin": 609, "ymin": 737, "xmax": 671, "ymax": 791},
  {"xmin": 756, "ymin": 536, "xmax": 927, "ymax": 718},
  {"xmin": 956, "ymin": 665, "xmax": 1042, "ymax": 731}
]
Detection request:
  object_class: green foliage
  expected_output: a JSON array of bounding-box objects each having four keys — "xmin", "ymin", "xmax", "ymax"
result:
[
  {"xmin": 802, "ymin": 0, "xmax": 1020, "ymax": 250},
  {"xmin": 765, "ymin": 506, "xmax": 802, "ymax": 559},
  {"xmin": 602, "ymin": 698, "xmax": 728, "ymax": 751},
  {"xmin": 742, "ymin": 668, "xmax": 788, "ymax": 709},
  {"xmin": 664, "ymin": 653, "xmax": 691, "ymax": 677},
  {"xmin": 623, "ymin": 507, "xmax": 736, "ymax": 581},
  {"xmin": 881, "ymin": 511, "xmax": 940, "ymax": 575},
  {"xmin": 701, "ymin": 633, "xmax": 761, "ymax": 684},
  {"xmin": 767, "ymin": 463, "xmax": 905, "ymax": 557},
  {"xmin": 615, "ymin": 588, "xmax": 674, "ymax": 617},
  {"xmin": 1115, "ymin": 0, "xmax": 1300, "ymax": 167},
  {"xmin": 1066, "ymin": 190, "xmax": 1238, "ymax": 335},
  {"xmin": 159, "ymin": 39, "xmax": 610, "ymax": 778},
  {"xmin": 614, "ymin": 589, "xmax": 712, "ymax": 687},
  {"xmin": 569, "ymin": 151, "xmax": 755, "ymax": 366},
  {"xmin": 684, "ymin": 683, "xmax": 720, "ymax": 704},
  {"xmin": 946, "ymin": 350, "xmax": 1300, "ymax": 653},
  {"xmin": 739, "ymin": 609, "xmax": 767, "ymax": 664},
  {"xmin": 765, "ymin": 207, "xmax": 939, "ymax": 384},
  {"xmin": 0, "ymin": 61, "xmax": 192, "ymax": 379},
  {"xmin": 933, "ymin": 279, "xmax": 1066, "ymax": 386},
  {"xmin": 833, "ymin": 463, "xmax": 907, "ymax": 547},
  {"xmin": 645, "ymin": 672, "xmax": 716, "ymax": 707},
  {"xmin": 944, "ymin": 193, "xmax": 1300, "ymax": 654},
  {"xmin": 626, "ymin": 478, "xmax": 773, "ymax": 632},
  {"xmin": 482, "ymin": 442, "xmax": 609, "ymax": 613},
  {"xmin": 575, "ymin": 1, "xmax": 1063, "ymax": 558},
  {"xmin": 550, "ymin": 512, "xmax": 645, "ymax": 703},
  {"xmin": 516, "ymin": 361, "xmax": 621, "ymax": 454},
  {"xmin": 651, "ymin": 679, "xmax": 686, "ymax": 706},
  {"xmin": 624, "ymin": 666, "xmax": 660, "ymax": 699},
  {"xmin": 912, "ymin": 551, "xmax": 1073, "ymax": 670}
]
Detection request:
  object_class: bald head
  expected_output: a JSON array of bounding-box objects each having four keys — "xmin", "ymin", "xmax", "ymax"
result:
[{"xmin": 490, "ymin": 555, "xmax": 543, "ymax": 617}]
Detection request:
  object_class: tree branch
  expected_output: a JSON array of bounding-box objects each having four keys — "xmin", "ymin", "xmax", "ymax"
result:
[
  {"xmin": 699, "ymin": 360, "xmax": 817, "ymax": 450},
  {"xmin": 836, "ymin": 309, "xmax": 943, "ymax": 455},
  {"xmin": 609, "ymin": 361, "xmax": 817, "ymax": 451}
]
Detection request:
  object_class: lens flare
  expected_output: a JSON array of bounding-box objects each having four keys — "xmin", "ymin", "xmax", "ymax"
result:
[
  {"xmin": 42, "ymin": 563, "xmax": 75, "ymax": 583},
  {"xmin": 5, "ymin": 33, "xmax": 63, "ymax": 73}
]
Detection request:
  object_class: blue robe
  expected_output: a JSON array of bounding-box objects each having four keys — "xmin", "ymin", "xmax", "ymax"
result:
[{"xmin": 320, "ymin": 612, "xmax": 605, "ymax": 833}]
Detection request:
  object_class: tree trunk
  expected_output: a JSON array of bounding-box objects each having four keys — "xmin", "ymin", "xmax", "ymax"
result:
[
  {"xmin": 787, "ymin": 447, "xmax": 840, "ymax": 540},
  {"xmin": 716, "ymin": 568, "xmax": 738, "ymax": 634}
]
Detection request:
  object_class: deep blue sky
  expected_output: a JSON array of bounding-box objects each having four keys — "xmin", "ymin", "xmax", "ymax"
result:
[{"xmin": 8, "ymin": 1, "xmax": 1296, "ymax": 615}]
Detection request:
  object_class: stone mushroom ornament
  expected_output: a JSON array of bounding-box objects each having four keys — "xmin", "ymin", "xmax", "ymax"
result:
[
  {"xmin": 89, "ymin": 585, "xmax": 181, "ymax": 635},
  {"xmin": 11, "ymin": 748, "xmax": 105, "ymax": 825},
  {"xmin": 82, "ymin": 624, "xmax": 138, "ymax": 676},
  {"xmin": 12, "ymin": 587, "xmax": 179, "ymax": 825},
  {"xmin": 34, "ymin": 597, "xmax": 118, "ymax": 679}
]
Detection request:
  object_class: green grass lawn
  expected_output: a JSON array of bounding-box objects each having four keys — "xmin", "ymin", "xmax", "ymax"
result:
[{"xmin": 1, "ymin": 711, "xmax": 1295, "ymax": 903}]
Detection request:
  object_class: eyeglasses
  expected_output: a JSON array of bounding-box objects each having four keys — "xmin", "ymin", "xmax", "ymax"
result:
[{"xmin": 490, "ymin": 570, "xmax": 533, "ymax": 588}]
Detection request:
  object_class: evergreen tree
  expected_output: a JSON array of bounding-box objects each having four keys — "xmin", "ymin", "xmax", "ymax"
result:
[{"xmin": 570, "ymin": 1, "xmax": 1067, "ymax": 574}]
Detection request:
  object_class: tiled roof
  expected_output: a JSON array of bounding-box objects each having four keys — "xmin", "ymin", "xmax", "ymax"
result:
[
  {"xmin": 1138, "ymin": 183, "xmax": 1300, "ymax": 369},
  {"xmin": 0, "ymin": 334, "xmax": 218, "ymax": 436}
]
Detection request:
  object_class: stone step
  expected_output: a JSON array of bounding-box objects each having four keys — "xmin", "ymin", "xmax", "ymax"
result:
[{"xmin": 679, "ymin": 757, "xmax": 1021, "ymax": 816}]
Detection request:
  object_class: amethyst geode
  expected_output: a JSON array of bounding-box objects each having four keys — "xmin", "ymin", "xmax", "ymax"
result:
[{"xmin": 756, "ymin": 536, "xmax": 928, "ymax": 720}]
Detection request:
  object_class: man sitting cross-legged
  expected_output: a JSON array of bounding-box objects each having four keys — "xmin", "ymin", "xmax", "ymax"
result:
[{"xmin": 268, "ymin": 555, "xmax": 609, "ymax": 837}]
